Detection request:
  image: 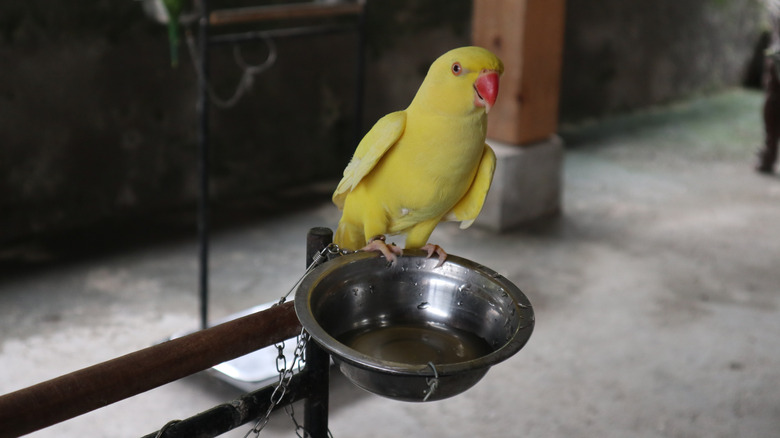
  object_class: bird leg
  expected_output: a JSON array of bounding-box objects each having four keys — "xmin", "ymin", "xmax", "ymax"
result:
[
  {"xmin": 361, "ymin": 235, "xmax": 403, "ymax": 263},
  {"xmin": 421, "ymin": 243, "xmax": 447, "ymax": 268}
]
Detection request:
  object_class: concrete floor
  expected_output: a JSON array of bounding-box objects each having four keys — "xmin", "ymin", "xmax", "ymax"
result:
[{"xmin": 2, "ymin": 89, "xmax": 780, "ymax": 437}]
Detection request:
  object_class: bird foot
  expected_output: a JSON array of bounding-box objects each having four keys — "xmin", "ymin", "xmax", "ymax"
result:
[
  {"xmin": 421, "ymin": 243, "xmax": 447, "ymax": 268},
  {"xmin": 361, "ymin": 236, "xmax": 403, "ymax": 263}
]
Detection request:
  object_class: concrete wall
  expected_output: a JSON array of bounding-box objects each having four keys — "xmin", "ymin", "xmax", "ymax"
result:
[
  {"xmin": 0, "ymin": 0, "xmax": 765, "ymax": 243},
  {"xmin": 561, "ymin": 0, "xmax": 765, "ymax": 122}
]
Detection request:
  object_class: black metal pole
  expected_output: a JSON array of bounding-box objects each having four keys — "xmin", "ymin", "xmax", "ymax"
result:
[
  {"xmin": 352, "ymin": 2, "xmax": 366, "ymax": 149},
  {"xmin": 304, "ymin": 339, "xmax": 330, "ymax": 438},
  {"xmin": 306, "ymin": 227, "xmax": 333, "ymax": 268},
  {"xmin": 197, "ymin": 0, "xmax": 210, "ymax": 330},
  {"xmin": 303, "ymin": 228, "xmax": 333, "ymax": 438},
  {"xmin": 141, "ymin": 372, "xmax": 309, "ymax": 438}
]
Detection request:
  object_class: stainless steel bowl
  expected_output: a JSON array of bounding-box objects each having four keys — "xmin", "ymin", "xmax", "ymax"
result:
[{"xmin": 295, "ymin": 250, "xmax": 534, "ymax": 402}]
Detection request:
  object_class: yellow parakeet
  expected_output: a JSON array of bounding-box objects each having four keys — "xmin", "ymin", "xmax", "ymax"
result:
[{"xmin": 333, "ymin": 46, "xmax": 503, "ymax": 265}]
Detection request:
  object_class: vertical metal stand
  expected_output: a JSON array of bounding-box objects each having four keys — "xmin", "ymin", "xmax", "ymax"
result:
[
  {"xmin": 305, "ymin": 227, "xmax": 333, "ymax": 267},
  {"xmin": 197, "ymin": 0, "xmax": 211, "ymax": 330},
  {"xmin": 304, "ymin": 341, "xmax": 330, "ymax": 438},
  {"xmin": 303, "ymin": 228, "xmax": 333, "ymax": 438},
  {"xmin": 352, "ymin": 3, "xmax": 366, "ymax": 148},
  {"xmin": 194, "ymin": 0, "xmax": 366, "ymax": 332}
]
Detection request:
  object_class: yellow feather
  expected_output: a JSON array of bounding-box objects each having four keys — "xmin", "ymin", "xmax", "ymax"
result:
[
  {"xmin": 332, "ymin": 111, "xmax": 406, "ymax": 210},
  {"xmin": 445, "ymin": 144, "xmax": 497, "ymax": 229},
  {"xmin": 333, "ymin": 47, "xmax": 503, "ymax": 250}
]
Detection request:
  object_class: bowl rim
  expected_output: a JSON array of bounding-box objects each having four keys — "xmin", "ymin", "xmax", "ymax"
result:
[{"xmin": 294, "ymin": 250, "xmax": 535, "ymax": 377}]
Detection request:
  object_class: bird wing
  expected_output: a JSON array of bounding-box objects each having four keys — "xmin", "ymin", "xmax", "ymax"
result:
[
  {"xmin": 444, "ymin": 144, "xmax": 496, "ymax": 229},
  {"xmin": 332, "ymin": 111, "xmax": 407, "ymax": 209}
]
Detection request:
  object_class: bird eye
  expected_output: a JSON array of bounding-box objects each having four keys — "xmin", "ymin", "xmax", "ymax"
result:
[{"xmin": 451, "ymin": 62, "xmax": 462, "ymax": 76}]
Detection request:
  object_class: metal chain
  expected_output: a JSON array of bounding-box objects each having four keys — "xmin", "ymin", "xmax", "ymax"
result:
[
  {"xmin": 278, "ymin": 243, "xmax": 352, "ymax": 305},
  {"xmin": 244, "ymin": 243, "xmax": 347, "ymax": 438},
  {"xmin": 184, "ymin": 28, "xmax": 277, "ymax": 109},
  {"xmin": 282, "ymin": 333, "xmax": 316, "ymax": 438},
  {"xmin": 243, "ymin": 328, "xmax": 308, "ymax": 438},
  {"xmin": 284, "ymin": 402, "xmax": 334, "ymax": 438}
]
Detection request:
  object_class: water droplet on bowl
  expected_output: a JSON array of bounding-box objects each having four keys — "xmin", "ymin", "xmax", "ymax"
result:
[{"xmin": 417, "ymin": 302, "xmax": 430, "ymax": 310}]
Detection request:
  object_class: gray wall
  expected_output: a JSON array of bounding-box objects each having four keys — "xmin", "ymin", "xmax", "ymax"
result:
[
  {"xmin": 561, "ymin": 0, "xmax": 765, "ymax": 121},
  {"xmin": 0, "ymin": 0, "xmax": 765, "ymax": 243}
]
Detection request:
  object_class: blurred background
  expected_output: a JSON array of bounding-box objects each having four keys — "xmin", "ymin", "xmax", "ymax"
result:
[
  {"xmin": 0, "ymin": 0, "xmax": 766, "ymax": 245},
  {"xmin": 2, "ymin": 1, "xmax": 779, "ymax": 437}
]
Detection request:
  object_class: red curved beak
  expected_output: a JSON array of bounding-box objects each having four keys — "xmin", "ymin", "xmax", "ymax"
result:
[{"xmin": 474, "ymin": 70, "xmax": 500, "ymax": 113}]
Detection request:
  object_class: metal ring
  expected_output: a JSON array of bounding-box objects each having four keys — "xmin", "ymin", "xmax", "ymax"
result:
[{"xmin": 423, "ymin": 362, "xmax": 440, "ymax": 402}]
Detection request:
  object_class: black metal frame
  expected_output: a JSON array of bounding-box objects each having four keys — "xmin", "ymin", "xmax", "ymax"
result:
[
  {"xmin": 0, "ymin": 2, "xmax": 365, "ymax": 435},
  {"xmin": 193, "ymin": 2, "xmax": 365, "ymax": 436},
  {"xmin": 143, "ymin": 227, "xmax": 334, "ymax": 438},
  {"xmin": 0, "ymin": 228, "xmax": 333, "ymax": 437},
  {"xmin": 196, "ymin": 0, "xmax": 366, "ymax": 330}
]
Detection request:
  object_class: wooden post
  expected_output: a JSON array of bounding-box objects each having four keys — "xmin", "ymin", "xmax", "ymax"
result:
[
  {"xmin": 472, "ymin": 0, "xmax": 566, "ymax": 145},
  {"xmin": 471, "ymin": 0, "xmax": 566, "ymax": 230}
]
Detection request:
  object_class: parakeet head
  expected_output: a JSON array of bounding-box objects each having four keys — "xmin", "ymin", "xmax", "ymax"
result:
[{"xmin": 410, "ymin": 46, "xmax": 504, "ymax": 116}]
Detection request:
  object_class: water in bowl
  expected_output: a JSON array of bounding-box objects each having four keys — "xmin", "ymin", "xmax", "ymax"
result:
[{"xmin": 338, "ymin": 323, "xmax": 493, "ymax": 365}]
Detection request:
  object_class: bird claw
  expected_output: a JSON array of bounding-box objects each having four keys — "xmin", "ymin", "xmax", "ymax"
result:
[
  {"xmin": 421, "ymin": 243, "xmax": 447, "ymax": 268},
  {"xmin": 361, "ymin": 237, "xmax": 403, "ymax": 264}
]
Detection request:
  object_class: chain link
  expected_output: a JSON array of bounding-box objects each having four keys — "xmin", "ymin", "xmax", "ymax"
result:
[
  {"xmin": 244, "ymin": 243, "xmax": 348, "ymax": 437},
  {"xmin": 184, "ymin": 28, "xmax": 277, "ymax": 109},
  {"xmin": 423, "ymin": 362, "xmax": 440, "ymax": 402},
  {"xmin": 278, "ymin": 244, "xmax": 350, "ymax": 306},
  {"xmin": 244, "ymin": 328, "xmax": 308, "ymax": 438}
]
